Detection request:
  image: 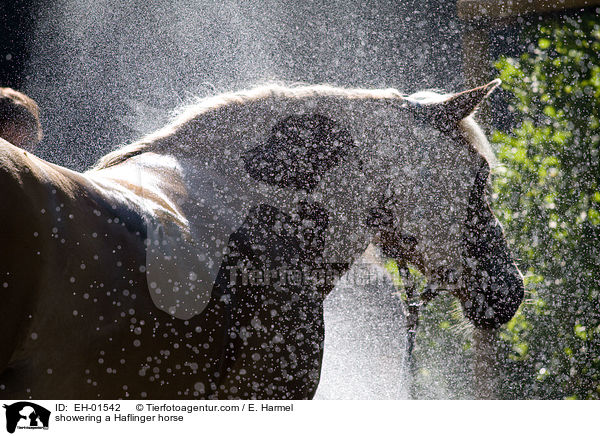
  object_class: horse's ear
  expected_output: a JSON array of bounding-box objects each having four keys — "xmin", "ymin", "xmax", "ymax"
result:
[{"xmin": 442, "ymin": 79, "xmax": 501, "ymax": 122}]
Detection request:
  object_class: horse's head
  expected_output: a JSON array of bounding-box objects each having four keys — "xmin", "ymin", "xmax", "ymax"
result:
[{"xmin": 376, "ymin": 80, "xmax": 524, "ymax": 329}]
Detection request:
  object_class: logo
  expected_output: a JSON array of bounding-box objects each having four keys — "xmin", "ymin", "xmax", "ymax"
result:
[{"xmin": 3, "ymin": 402, "xmax": 50, "ymax": 434}]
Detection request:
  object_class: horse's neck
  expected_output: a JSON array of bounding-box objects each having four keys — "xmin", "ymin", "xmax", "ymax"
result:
[
  {"xmin": 95, "ymin": 145, "xmax": 377, "ymax": 320},
  {"xmin": 176, "ymin": 154, "xmax": 378, "ymax": 266},
  {"xmin": 151, "ymin": 93, "xmax": 392, "ymax": 163},
  {"xmin": 165, "ymin": 94, "xmax": 395, "ymax": 262}
]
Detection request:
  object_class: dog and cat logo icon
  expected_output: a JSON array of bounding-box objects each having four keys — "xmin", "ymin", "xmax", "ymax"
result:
[{"xmin": 3, "ymin": 402, "xmax": 50, "ymax": 433}]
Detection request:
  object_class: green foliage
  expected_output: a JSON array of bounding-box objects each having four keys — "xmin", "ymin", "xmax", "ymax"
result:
[{"xmin": 492, "ymin": 13, "xmax": 600, "ymax": 399}]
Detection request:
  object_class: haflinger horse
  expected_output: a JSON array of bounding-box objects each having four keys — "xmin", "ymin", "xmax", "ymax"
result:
[{"xmin": 0, "ymin": 80, "xmax": 523, "ymax": 400}]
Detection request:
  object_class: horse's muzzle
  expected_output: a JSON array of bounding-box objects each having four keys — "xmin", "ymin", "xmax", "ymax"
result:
[{"xmin": 459, "ymin": 258, "xmax": 524, "ymax": 329}]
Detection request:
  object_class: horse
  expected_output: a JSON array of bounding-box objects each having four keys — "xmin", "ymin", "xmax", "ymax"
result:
[{"xmin": 0, "ymin": 80, "xmax": 524, "ymax": 399}]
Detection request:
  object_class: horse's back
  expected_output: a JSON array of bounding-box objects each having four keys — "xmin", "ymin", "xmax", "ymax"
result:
[
  {"xmin": 0, "ymin": 144, "xmax": 153, "ymax": 398},
  {"xmin": 0, "ymin": 145, "xmax": 241, "ymax": 399}
]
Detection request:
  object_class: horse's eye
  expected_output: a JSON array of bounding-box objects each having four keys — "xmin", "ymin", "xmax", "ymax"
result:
[{"xmin": 398, "ymin": 234, "xmax": 418, "ymax": 249}]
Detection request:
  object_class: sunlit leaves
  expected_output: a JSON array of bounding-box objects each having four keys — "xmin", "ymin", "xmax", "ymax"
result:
[{"xmin": 492, "ymin": 11, "xmax": 600, "ymax": 399}]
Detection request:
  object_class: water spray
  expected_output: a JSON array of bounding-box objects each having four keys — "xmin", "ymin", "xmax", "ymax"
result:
[{"xmin": 396, "ymin": 260, "xmax": 440, "ymax": 399}]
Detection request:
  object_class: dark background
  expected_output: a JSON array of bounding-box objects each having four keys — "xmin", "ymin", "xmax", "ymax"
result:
[
  {"xmin": 1, "ymin": 0, "xmax": 474, "ymax": 170},
  {"xmin": 0, "ymin": 1, "xmax": 587, "ymax": 169}
]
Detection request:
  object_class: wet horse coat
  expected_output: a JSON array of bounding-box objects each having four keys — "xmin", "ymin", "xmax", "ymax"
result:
[{"xmin": 0, "ymin": 83, "xmax": 523, "ymax": 399}]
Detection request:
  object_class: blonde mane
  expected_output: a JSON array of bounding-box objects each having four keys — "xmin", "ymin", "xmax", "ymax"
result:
[{"xmin": 92, "ymin": 83, "xmax": 494, "ymax": 170}]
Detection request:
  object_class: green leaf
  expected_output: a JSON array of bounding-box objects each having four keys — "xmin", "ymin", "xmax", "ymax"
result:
[{"xmin": 538, "ymin": 38, "xmax": 551, "ymax": 49}]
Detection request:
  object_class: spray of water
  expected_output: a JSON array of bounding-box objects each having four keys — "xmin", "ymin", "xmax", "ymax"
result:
[
  {"xmin": 22, "ymin": 0, "xmax": 467, "ymax": 399},
  {"xmin": 315, "ymin": 252, "xmax": 409, "ymax": 400}
]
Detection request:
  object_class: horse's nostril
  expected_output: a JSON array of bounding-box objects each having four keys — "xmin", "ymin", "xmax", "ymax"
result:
[{"xmin": 461, "ymin": 267, "xmax": 524, "ymax": 329}]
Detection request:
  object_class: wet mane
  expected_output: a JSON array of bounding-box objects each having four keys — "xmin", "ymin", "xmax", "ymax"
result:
[{"xmin": 92, "ymin": 84, "xmax": 494, "ymax": 170}]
